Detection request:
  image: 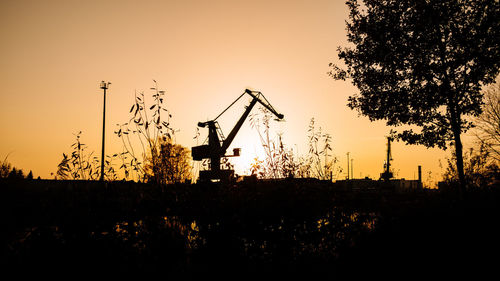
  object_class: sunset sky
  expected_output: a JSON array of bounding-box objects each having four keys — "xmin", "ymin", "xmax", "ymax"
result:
[{"xmin": 1, "ymin": 0, "xmax": 477, "ymax": 185}]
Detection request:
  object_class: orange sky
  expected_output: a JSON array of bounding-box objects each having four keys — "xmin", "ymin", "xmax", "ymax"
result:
[{"xmin": 1, "ymin": 0, "xmax": 473, "ymax": 186}]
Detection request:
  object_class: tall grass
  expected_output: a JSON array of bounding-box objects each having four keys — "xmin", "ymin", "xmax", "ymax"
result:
[
  {"xmin": 249, "ymin": 112, "xmax": 341, "ymax": 181},
  {"xmin": 56, "ymin": 131, "xmax": 119, "ymax": 180}
]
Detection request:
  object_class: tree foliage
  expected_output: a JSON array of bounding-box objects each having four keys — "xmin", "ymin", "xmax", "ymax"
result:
[
  {"xmin": 1, "ymin": 155, "xmax": 31, "ymax": 180},
  {"xmin": 144, "ymin": 137, "xmax": 192, "ymax": 184},
  {"xmin": 0, "ymin": 156, "xmax": 13, "ymax": 179},
  {"xmin": 442, "ymin": 143, "xmax": 499, "ymax": 189},
  {"xmin": 331, "ymin": 0, "xmax": 500, "ymax": 190},
  {"xmin": 475, "ymin": 78, "xmax": 500, "ymax": 162}
]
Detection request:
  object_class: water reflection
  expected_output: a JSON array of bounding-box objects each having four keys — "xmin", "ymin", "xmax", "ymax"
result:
[
  {"xmin": 110, "ymin": 216, "xmax": 204, "ymax": 252},
  {"xmin": 106, "ymin": 208, "xmax": 378, "ymax": 262},
  {"xmin": 10, "ymin": 207, "xmax": 379, "ymax": 272},
  {"xmin": 189, "ymin": 208, "xmax": 377, "ymax": 264}
]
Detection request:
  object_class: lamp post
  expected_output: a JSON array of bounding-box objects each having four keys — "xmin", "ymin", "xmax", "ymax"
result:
[{"xmin": 100, "ymin": 81, "xmax": 111, "ymax": 181}]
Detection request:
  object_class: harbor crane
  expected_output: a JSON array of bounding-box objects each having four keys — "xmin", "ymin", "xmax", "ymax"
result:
[{"xmin": 192, "ymin": 89, "xmax": 284, "ymax": 182}]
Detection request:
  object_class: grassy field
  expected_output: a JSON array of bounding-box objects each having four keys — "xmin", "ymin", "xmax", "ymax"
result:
[{"xmin": 1, "ymin": 179, "xmax": 499, "ymax": 279}]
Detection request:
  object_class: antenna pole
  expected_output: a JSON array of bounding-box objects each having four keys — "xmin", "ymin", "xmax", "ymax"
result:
[
  {"xmin": 346, "ymin": 152, "xmax": 350, "ymax": 180},
  {"xmin": 351, "ymin": 158, "xmax": 354, "ymax": 180},
  {"xmin": 386, "ymin": 137, "xmax": 391, "ymax": 175}
]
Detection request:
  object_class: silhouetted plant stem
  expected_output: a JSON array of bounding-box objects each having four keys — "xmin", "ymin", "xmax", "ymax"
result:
[{"xmin": 115, "ymin": 80, "xmax": 189, "ymax": 184}]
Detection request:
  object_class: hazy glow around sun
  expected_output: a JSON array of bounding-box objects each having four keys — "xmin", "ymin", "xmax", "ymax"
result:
[{"xmin": 0, "ymin": 0, "xmax": 452, "ymax": 186}]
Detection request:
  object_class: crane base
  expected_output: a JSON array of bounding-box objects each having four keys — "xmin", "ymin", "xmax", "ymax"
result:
[{"xmin": 199, "ymin": 169, "xmax": 235, "ymax": 183}]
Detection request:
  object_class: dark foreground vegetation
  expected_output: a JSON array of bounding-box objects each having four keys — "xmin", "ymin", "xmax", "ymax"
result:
[{"xmin": 1, "ymin": 179, "xmax": 499, "ymax": 279}]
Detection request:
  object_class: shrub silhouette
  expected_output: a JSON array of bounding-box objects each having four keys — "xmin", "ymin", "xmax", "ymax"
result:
[{"xmin": 143, "ymin": 136, "xmax": 192, "ymax": 184}]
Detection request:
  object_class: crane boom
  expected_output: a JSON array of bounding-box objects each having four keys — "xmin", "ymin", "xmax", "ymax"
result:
[
  {"xmin": 221, "ymin": 89, "xmax": 283, "ymax": 152},
  {"xmin": 245, "ymin": 89, "xmax": 284, "ymax": 120},
  {"xmin": 221, "ymin": 97, "xmax": 258, "ymax": 153}
]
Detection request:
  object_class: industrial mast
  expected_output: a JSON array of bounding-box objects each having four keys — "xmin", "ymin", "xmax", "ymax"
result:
[{"xmin": 380, "ymin": 136, "xmax": 394, "ymax": 181}]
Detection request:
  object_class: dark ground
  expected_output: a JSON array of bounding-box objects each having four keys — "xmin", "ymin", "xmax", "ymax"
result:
[{"xmin": 1, "ymin": 179, "xmax": 499, "ymax": 279}]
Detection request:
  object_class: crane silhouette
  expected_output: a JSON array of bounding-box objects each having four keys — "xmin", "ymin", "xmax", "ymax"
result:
[{"xmin": 192, "ymin": 89, "xmax": 284, "ymax": 182}]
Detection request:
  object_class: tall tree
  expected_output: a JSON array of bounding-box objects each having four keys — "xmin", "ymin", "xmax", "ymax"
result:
[{"xmin": 330, "ymin": 0, "xmax": 500, "ymax": 192}]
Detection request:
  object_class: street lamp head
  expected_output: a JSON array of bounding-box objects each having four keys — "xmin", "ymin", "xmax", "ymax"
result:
[{"xmin": 100, "ymin": 81, "xmax": 111, "ymax": 89}]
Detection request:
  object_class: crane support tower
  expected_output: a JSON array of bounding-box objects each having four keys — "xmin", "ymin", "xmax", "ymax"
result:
[
  {"xmin": 380, "ymin": 136, "xmax": 394, "ymax": 181},
  {"xmin": 192, "ymin": 89, "xmax": 284, "ymax": 182}
]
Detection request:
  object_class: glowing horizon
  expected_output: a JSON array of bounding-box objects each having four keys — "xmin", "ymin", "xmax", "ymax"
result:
[{"xmin": 0, "ymin": 0, "xmax": 464, "ymax": 186}]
